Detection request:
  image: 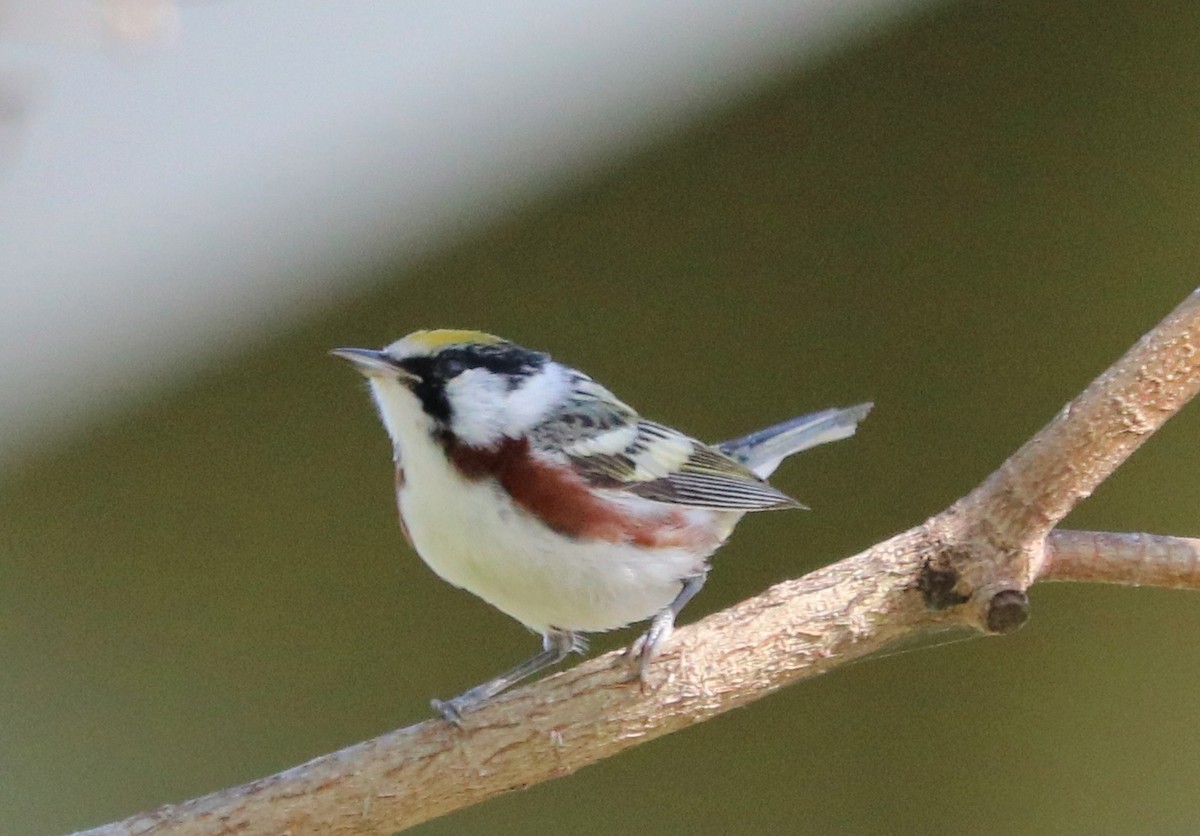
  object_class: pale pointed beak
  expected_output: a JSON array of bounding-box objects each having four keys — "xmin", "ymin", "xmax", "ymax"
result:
[{"xmin": 330, "ymin": 347, "xmax": 420, "ymax": 382}]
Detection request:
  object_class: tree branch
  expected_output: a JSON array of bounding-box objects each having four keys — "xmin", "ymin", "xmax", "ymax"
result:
[
  {"xmin": 77, "ymin": 288, "xmax": 1200, "ymax": 836},
  {"xmin": 1042, "ymin": 530, "xmax": 1200, "ymax": 588}
]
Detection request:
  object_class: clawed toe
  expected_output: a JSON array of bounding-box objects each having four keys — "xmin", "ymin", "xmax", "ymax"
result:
[
  {"xmin": 627, "ymin": 574, "xmax": 704, "ymax": 687},
  {"xmin": 627, "ymin": 617, "xmax": 674, "ymax": 687}
]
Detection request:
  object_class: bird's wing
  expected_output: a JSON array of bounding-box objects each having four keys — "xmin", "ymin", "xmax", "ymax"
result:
[{"xmin": 529, "ymin": 376, "xmax": 800, "ymax": 511}]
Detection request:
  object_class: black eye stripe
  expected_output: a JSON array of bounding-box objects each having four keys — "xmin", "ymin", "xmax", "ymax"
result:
[
  {"xmin": 396, "ymin": 355, "xmax": 451, "ymax": 425},
  {"xmin": 435, "ymin": 345, "xmax": 547, "ymax": 380}
]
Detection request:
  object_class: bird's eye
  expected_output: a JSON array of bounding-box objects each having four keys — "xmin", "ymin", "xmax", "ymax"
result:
[{"xmin": 437, "ymin": 355, "xmax": 469, "ymax": 378}]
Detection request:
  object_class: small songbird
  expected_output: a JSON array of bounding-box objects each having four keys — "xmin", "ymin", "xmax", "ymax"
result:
[{"xmin": 333, "ymin": 330, "xmax": 870, "ymax": 722}]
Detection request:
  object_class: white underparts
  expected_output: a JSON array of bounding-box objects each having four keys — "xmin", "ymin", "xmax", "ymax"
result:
[{"xmin": 369, "ymin": 376, "xmax": 718, "ymax": 633}]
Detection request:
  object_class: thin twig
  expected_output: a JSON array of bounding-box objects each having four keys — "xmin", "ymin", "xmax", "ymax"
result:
[{"xmin": 1042, "ymin": 530, "xmax": 1200, "ymax": 588}]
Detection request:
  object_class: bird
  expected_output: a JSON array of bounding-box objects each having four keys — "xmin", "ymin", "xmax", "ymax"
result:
[{"xmin": 333, "ymin": 330, "xmax": 870, "ymax": 723}]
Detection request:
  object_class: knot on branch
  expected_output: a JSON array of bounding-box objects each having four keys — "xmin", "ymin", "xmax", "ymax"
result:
[
  {"xmin": 984, "ymin": 588, "xmax": 1030, "ymax": 634},
  {"xmin": 916, "ymin": 545, "xmax": 1033, "ymax": 635},
  {"xmin": 916, "ymin": 556, "xmax": 970, "ymax": 610}
]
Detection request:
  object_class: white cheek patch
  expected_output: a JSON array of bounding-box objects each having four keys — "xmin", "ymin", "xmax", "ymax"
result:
[
  {"xmin": 445, "ymin": 370, "xmax": 510, "ymax": 447},
  {"xmin": 502, "ymin": 362, "xmax": 569, "ymax": 437},
  {"xmin": 445, "ymin": 362, "xmax": 570, "ymax": 447}
]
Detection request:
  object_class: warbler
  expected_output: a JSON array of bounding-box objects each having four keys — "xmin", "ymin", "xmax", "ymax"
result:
[{"xmin": 334, "ymin": 330, "xmax": 869, "ymax": 722}]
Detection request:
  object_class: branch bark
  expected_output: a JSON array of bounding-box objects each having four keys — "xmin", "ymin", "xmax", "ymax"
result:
[
  {"xmin": 78, "ymin": 288, "xmax": 1200, "ymax": 836},
  {"xmin": 1042, "ymin": 530, "xmax": 1200, "ymax": 588}
]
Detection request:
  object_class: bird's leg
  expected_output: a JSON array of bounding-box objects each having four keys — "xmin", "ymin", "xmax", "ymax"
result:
[
  {"xmin": 432, "ymin": 629, "xmax": 578, "ymax": 724},
  {"xmin": 628, "ymin": 572, "xmax": 708, "ymax": 682}
]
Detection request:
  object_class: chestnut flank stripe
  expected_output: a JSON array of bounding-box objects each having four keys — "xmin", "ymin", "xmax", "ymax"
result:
[{"xmin": 447, "ymin": 437, "xmax": 707, "ymax": 550}]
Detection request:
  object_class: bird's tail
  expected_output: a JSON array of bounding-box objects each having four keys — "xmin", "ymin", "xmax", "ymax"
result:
[{"xmin": 719, "ymin": 402, "xmax": 873, "ymax": 479}]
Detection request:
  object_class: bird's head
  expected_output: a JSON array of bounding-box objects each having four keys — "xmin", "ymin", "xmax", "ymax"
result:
[{"xmin": 333, "ymin": 330, "xmax": 566, "ymax": 449}]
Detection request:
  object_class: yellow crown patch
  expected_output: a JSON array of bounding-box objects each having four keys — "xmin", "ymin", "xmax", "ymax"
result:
[{"xmin": 404, "ymin": 329, "xmax": 507, "ymax": 350}]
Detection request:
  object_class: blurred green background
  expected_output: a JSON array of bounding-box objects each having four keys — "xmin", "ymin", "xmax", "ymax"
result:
[{"xmin": 4, "ymin": 1, "xmax": 1200, "ymax": 833}]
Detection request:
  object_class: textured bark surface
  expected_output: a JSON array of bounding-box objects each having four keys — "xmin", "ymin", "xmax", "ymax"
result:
[{"xmin": 78, "ymin": 288, "xmax": 1200, "ymax": 836}]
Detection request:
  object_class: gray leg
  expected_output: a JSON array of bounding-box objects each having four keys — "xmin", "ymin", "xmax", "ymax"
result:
[
  {"xmin": 629, "ymin": 572, "xmax": 708, "ymax": 681},
  {"xmin": 432, "ymin": 629, "xmax": 577, "ymax": 724}
]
